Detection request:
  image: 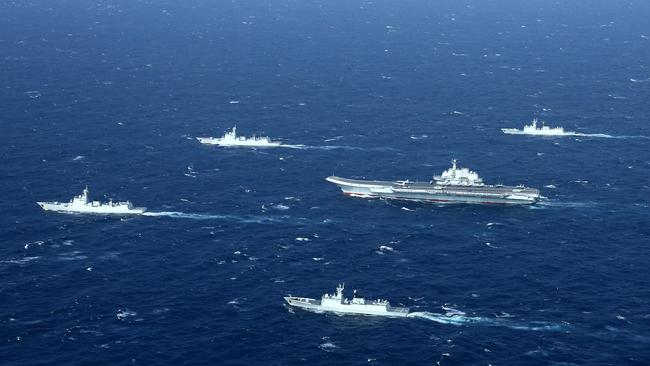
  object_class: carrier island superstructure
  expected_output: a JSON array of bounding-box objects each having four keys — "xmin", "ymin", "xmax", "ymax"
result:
[{"xmin": 326, "ymin": 160, "xmax": 541, "ymax": 205}]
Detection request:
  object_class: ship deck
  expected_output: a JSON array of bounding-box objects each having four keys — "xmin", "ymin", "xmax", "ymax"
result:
[{"xmin": 327, "ymin": 176, "xmax": 539, "ymax": 195}]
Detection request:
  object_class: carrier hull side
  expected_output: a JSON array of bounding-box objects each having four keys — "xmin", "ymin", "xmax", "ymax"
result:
[{"xmin": 326, "ymin": 176, "xmax": 539, "ymax": 205}]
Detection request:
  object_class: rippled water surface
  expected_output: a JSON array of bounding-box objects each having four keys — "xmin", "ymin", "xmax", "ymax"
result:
[{"xmin": 2, "ymin": 1, "xmax": 649, "ymax": 364}]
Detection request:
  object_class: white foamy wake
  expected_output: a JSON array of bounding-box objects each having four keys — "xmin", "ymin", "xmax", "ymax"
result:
[
  {"xmin": 573, "ymin": 132, "xmax": 650, "ymax": 139},
  {"xmin": 280, "ymin": 144, "xmax": 397, "ymax": 152},
  {"xmin": 407, "ymin": 311, "xmax": 566, "ymax": 332},
  {"xmin": 533, "ymin": 200, "xmax": 598, "ymax": 209},
  {"xmin": 513, "ymin": 131, "xmax": 614, "ymax": 138},
  {"xmin": 508, "ymin": 131, "xmax": 650, "ymax": 139},
  {"xmin": 141, "ymin": 211, "xmax": 282, "ymax": 224}
]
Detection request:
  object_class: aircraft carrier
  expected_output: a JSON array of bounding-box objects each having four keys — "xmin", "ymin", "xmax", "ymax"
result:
[{"xmin": 326, "ymin": 160, "xmax": 541, "ymax": 205}]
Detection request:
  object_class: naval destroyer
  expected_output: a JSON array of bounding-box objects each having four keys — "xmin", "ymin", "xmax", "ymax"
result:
[
  {"xmin": 502, "ymin": 118, "xmax": 570, "ymax": 136},
  {"xmin": 326, "ymin": 160, "xmax": 540, "ymax": 205},
  {"xmin": 284, "ymin": 284, "xmax": 409, "ymax": 317},
  {"xmin": 196, "ymin": 126, "xmax": 281, "ymax": 147},
  {"xmin": 37, "ymin": 187, "xmax": 146, "ymax": 215}
]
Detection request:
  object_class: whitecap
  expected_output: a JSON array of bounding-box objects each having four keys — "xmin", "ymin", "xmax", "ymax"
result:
[
  {"xmin": 0, "ymin": 256, "xmax": 41, "ymax": 265},
  {"xmin": 116, "ymin": 309, "xmax": 136, "ymax": 320},
  {"xmin": 379, "ymin": 245, "xmax": 394, "ymax": 252},
  {"xmin": 295, "ymin": 237, "xmax": 310, "ymax": 241},
  {"xmin": 441, "ymin": 305, "xmax": 466, "ymax": 316},
  {"xmin": 324, "ymin": 136, "xmax": 343, "ymax": 142},
  {"xmin": 72, "ymin": 155, "xmax": 85, "ymax": 161},
  {"xmin": 319, "ymin": 342, "xmax": 338, "ymax": 352},
  {"xmin": 58, "ymin": 251, "xmax": 87, "ymax": 261},
  {"xmin": 24, "ymin": 240, "xmax": 44, "ymax": 250},
  {"xmin": 25, "ymin": 91, "xmax": 41, "ymax": 98},
  {"xmin": 608, "ymin": 94, "xmax": 627, "ymax": 100}
]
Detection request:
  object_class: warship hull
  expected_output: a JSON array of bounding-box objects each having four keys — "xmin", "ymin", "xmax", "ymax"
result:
[
  {"xmin": 326, "ymin": 176, "xmax": 539, "ymax": 205},
  {"xmin": 284, "ymin": 296, "xmax": 409, "ymax": 317},
  {"xmin": 501, "ymin": 128, "xmax": 570, "ymax": 136},
  {"xmin": 37, "ymin": 202, "xmax": 146, "ymax": 214},
  {"xmin": 196, "ymin": 137, "xmax": 282, "ymax": 147}
]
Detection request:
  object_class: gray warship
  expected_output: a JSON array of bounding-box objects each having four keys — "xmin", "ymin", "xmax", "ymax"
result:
[
  {"xmin": 326, "ymin": 159, "xmax": 541, "ymax": 205},
  {"xmin": 284, "ymin": 284, "xmax": 409, "ymax": 318}
]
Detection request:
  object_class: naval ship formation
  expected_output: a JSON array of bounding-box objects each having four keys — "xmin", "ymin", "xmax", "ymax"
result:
[
  {"xmin": 326, "ymin": 159, "xmax": 541, "ymax": 205},
  {"xmin": 285, "ymin": 283, "xmax": 409, "ymax": 317}
]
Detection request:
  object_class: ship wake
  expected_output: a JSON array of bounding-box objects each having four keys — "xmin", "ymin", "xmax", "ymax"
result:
[
  {"xmin": 533, "ymin": 200, "xmax": 598, "ymax": 209},
  {"xmin": 573, "ymin": 132, "xmax": 650, "ymax": 139},
  {"xmin": 507, "ymin": 131, "xmax": 650, "ymax": 139},
  {"xmin": 281, "ymin": 144, "xmax": 397, "ymax": 152},
  {"xmin": 407, "ymin": 311, "xmax": 567, "ymax": 332},
  {"xmin": 141, "ymin": 211, "xmax": 283, "ymax": 224}
]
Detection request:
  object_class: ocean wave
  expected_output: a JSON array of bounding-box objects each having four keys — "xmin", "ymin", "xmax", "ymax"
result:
[
  {"xmin": 0, "ymin": 256, "xmax": 41, "ymax": 265},
  {"xmin": 319, "ymin": 341, "xmax": 339, "ymax": 352},
  {"xmin": 630, "ymin": 77, "xmax": 650, "ymax": 83},
  {"xmin": 116, "ymin": 309, "xmax": 137, "ymax": 320}
]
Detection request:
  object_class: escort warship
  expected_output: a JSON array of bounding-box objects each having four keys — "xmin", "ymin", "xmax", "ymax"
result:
[
  {"xmin": 502, "ymin": 118, "xmax": 569, "ymax": 136},
  {"xmin": 196, "ymin": 126, "xmax": 282, "ymax": 147},
  {"xmin": 37, "ymin": 187, "xmax": 146, "ymax": 215},
  {"xmin": 284, "ymin": 284, "xmax": 409, "ymax": 318},
  {"xmin": 326, "ymin": 159, "xmax": 541, "ymax": 205}
]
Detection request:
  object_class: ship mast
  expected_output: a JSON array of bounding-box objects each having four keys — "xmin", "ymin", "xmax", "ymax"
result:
[{"xmin": 336, "ymin": 283, "xmax": 344, "ymax": 299}]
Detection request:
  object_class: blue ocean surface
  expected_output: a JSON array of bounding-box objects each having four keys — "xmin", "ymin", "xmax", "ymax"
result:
[{"xmin": 2, "ymin": 0, "xmax": 650, "ymax": 364}]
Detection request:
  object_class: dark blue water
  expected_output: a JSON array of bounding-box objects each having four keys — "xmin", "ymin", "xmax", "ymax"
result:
[{"xmin": 2, "ymin": 0, "xmax": 650, "ymax": 364}]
